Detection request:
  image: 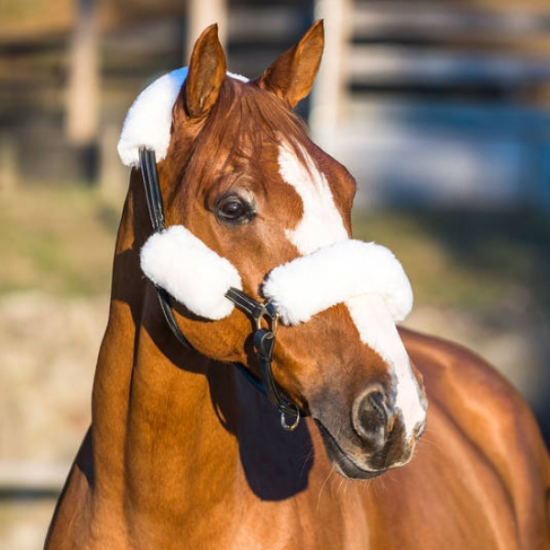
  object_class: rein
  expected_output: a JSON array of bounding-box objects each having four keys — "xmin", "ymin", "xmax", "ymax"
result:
[{"xmin": 138, "ymin": 148, "xmax": 301, "ymax": 431}]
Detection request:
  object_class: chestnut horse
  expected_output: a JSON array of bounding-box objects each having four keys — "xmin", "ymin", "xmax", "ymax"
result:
[{"xmin": 45, "ymin": 22, "xmax": 549, "ymax": 549}]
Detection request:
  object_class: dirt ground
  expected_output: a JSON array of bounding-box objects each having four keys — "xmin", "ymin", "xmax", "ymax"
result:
[
  {"xmin": 0, "ymin": 292, "xmax": 106, "ymax": 550},
  {"xmin": 1, "ymin": 290, "xmax": 548, "ymax": 550}
]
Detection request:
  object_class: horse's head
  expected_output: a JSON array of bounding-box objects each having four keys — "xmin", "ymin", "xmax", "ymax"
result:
[{"xmin": 118, "ymin": 21, "xmax": 427, "ymax": 479}]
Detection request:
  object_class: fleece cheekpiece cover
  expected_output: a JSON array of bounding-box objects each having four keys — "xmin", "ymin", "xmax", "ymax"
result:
[
  {"xmin": 140, "ymin": 225, "xmax": 243, "ymax": 320},
  {"xmin": 140, "ymin": 226, "xmax": 413, "ymax": 324}
]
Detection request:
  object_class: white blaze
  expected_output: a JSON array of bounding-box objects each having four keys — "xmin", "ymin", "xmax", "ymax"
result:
[
  {"xmin": 347, "ymin": 295, "xmax": 426, "ymax": 438},
  {"xmin": 278, "ymin": 140, "xmax": 348, "ymax": 255},
  {"xmin": 277, "ymin": 140, "xmax": 426, "ymax": 438}
]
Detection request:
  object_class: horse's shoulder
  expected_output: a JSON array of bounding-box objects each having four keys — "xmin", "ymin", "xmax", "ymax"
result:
[
  {"xmin": 400, "ymin": 325, "xmax": 523, "ymax": 408},
  {"xmin": 399, "ymin": 326, "xmax": 548, "ymax": 454},
  {"xmin": 400, "ymin": 325, "xmax": 550, "ymax": 475},
  {"xmin": 399, "ymin": 326, "xmax": 550, "ymax": 548}
]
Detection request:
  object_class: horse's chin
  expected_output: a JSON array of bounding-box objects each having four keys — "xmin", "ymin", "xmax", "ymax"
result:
[{"xmin": 314, "ymin": 420, "xmax": 387, "ymax": 480}]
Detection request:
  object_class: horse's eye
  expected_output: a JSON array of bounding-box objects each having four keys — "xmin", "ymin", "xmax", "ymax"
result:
[{"xmin": 216, "ymin": 195, "xmax": 255, "ymax": 224}]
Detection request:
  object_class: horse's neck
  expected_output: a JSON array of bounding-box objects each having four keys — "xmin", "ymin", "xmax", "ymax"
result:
[
  {"xmin": 89, "ymin": 182, "xmax": 241, "ymax": 522},
  {"xmin": 89, "ymin": 179, "xmax": 321, "ymax": 537}
]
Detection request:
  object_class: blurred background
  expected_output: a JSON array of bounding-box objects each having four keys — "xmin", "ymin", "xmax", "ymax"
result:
[{"xmin": 0, "ymin": 0, "xmax": 549, "ymax": 548}]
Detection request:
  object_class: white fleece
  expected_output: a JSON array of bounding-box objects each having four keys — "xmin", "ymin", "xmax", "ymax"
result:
[
  {"xmin": 262, "ymin": 239, "xmax": 413, "ymax": 326},
  {"xmin": 117, "ymin": 68, "xmax": 248, "ymax": 167},
  {"xmin": 140, "ymin": 225, "xmax": 242, "ymax": 320},
  {"xmin": 141, "ymin": 228, "xmax": 412, "ymax": 325}
]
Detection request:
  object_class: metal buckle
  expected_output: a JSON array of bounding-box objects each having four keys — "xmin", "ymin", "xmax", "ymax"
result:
[{"xmin": 254, "ymin": 301, "xmax": 279, "ymax": 335}]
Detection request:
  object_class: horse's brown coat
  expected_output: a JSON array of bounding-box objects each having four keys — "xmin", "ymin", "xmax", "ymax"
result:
[{"xmin": 45, "ymin": 22, "xmax": 549, "ymax": 549}]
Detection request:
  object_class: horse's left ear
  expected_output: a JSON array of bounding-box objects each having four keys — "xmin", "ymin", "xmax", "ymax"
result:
[
  {"xmin": 184, "ymin": 24, "xmax": 227, "ymax": 119},
  {"xmin": 257, "ymin": 20, "xmax": 324, "ymax": 108}
]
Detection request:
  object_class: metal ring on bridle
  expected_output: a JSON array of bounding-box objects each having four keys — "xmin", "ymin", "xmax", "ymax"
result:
[
  {"xmin": 280, "ymin": 407, "xmax": 301, "ymax": 431},
  {"xmin": 255, "ymin": 302, "xmax": 278, "ymax": 334}
]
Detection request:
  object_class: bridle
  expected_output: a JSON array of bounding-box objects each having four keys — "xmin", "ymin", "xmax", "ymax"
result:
[{"xmin": 139, "ymin": 148, "xmax": 301, "ymax": 431}]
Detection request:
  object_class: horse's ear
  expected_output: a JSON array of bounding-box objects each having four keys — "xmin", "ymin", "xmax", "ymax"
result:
[
  {"xmin": 257, "ymin": 20, "xmax": 324, "ymax": 108},
  {"xmin": 183, "ymin": 24, "xmax": 227, "ymax": 119}
]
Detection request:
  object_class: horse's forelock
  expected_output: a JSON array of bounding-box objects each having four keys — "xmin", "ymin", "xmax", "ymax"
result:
[{"xmin": 169, "ymin": 78, "xmax": 314, "ymax": 191}]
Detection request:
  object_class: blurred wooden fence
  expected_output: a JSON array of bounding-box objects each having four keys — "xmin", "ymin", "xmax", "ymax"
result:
[
  {"xmin": 0, "ymin": 0, "xmax": 312, "ymax": 193},
  {"xmin": 0, "ymin": 0, "xmax": 549, "ymax": 207},
  {"xmin": 310, "ymin": 0, "xmax": 550, "ymax": 208}
]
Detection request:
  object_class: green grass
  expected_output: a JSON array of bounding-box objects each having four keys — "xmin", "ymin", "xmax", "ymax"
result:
[{"xmin": 0, "ymin": 185, "xmax": 121, "ymax": 296}]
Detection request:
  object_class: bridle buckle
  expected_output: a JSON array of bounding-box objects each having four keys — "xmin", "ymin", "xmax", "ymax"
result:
[{"xmin": 254, "ymin": 301, "xmax": 279, "ymax": 335}]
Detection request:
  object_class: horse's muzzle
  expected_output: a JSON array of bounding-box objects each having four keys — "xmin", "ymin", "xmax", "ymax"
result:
[{"xmin": 315, "ymin": 384, "xmax": 427, "ymax": 480}]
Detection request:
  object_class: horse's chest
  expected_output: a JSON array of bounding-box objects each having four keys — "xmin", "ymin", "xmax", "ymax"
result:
[{"xmin": 209, "ymin": 485, "xmax": 372, "ymax": 550}]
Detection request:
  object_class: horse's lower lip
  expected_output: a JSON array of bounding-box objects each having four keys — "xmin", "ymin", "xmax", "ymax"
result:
[{"xmin": 314, "ymin": 419, "xmax": 386, "ymax": 480}]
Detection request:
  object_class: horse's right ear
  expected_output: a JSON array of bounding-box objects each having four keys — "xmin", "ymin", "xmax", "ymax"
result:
[
  {"xmin": 257, "ymin": 20, "xmax": 324, "ymax": 108},
  {"xmin": 183, "ymin": 24, "xmax": 227, "ymax": 119}
]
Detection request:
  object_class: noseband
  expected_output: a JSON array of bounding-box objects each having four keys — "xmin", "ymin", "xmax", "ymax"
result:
[{"xmin": 139, "ymin": 148, "xmax": 301, "ymax": 431}]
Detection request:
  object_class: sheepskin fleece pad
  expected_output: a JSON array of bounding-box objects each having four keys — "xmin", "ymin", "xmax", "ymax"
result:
[
  {"xmin": 262, "ymin": 239, "xmax": 412, "ymax": 325},
  {"xmin": 140, "ymin": 225, "xmax": 242, "ymax": 320},
  {"xmin": 117, "ymin": 67, "xmax": 248, "ymax": 167},
  {"xmin": 140, "ymin": 226, "xmax": 413, "ymax": 324}
]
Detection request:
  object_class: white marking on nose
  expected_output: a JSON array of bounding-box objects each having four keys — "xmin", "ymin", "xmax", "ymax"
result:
[
  {"xmin": 277, "ymin": 140, "xmax": 348, "ymax": 255},
  {"xmin": 277, "ymin": 139, "xmax": 425, "ymax": 438},
  {"xmin": 346, "ymin": 295, "xmax": 426, "ymax": 439}
]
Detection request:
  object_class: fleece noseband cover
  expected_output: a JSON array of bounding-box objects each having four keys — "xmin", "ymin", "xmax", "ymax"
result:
[
  {"xmin": 262, "ymin": 239, "xmax": 412, "ymax": 325},
  {"xmin": 140, "ymin": 226, "xmax": 413, "ymax": 324}
]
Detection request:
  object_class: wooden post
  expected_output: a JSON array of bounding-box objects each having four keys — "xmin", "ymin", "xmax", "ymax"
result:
[
  {"xmin": 310, "ymin": 0, "xmax": 352, "ymax": 152},
  {"xmin": 0, "ymin": 133, "xmax": 18, "ymax": 193},
  {"xmin": 186, "ymin": 0, "xmax": 228, "ymax": 58},
  {"xmin": 65, "ymin": 0, "xmax": 100, "ymax": 147}
]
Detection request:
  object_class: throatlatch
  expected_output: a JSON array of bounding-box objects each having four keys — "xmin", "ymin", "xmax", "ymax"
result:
[{"xmin": 139, "ymin": 148, "xmax": 301, "ymax": 431}]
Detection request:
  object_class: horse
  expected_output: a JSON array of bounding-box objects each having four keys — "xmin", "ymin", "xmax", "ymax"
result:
[{"xmin": 45, "ymin": 21, "xmax": 549, "ymax": 549}]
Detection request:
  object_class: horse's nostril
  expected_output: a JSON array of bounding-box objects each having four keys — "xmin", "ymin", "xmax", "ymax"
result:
[
  {"xmin": 352, "ymin": 388, "xmax": 390, "ymax": 447},
  {"xmin": 368, "ymin": 391, "xmax": 386, "ymax": 421}
]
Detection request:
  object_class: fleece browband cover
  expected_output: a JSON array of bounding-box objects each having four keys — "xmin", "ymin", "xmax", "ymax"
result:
[
  {"xmin": 140, "ymin": 226, "xmax": 413, "ymax": 324},
  {"xmin": 117, "ymin": 67, "xmax": 249, "ymax": 167}
]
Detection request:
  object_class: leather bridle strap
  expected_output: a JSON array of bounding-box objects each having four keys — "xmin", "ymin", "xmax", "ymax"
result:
[
  {"xmin": 138, "ymin": 148, "xmax": 300, "ymax": 431},
  {"xmin": 140, "ymin": 149, "xmax": 196, "ymax": 351},
  {"xmin": 140, "ymin": 149, "xmax": 165, "ymax": 233}
]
